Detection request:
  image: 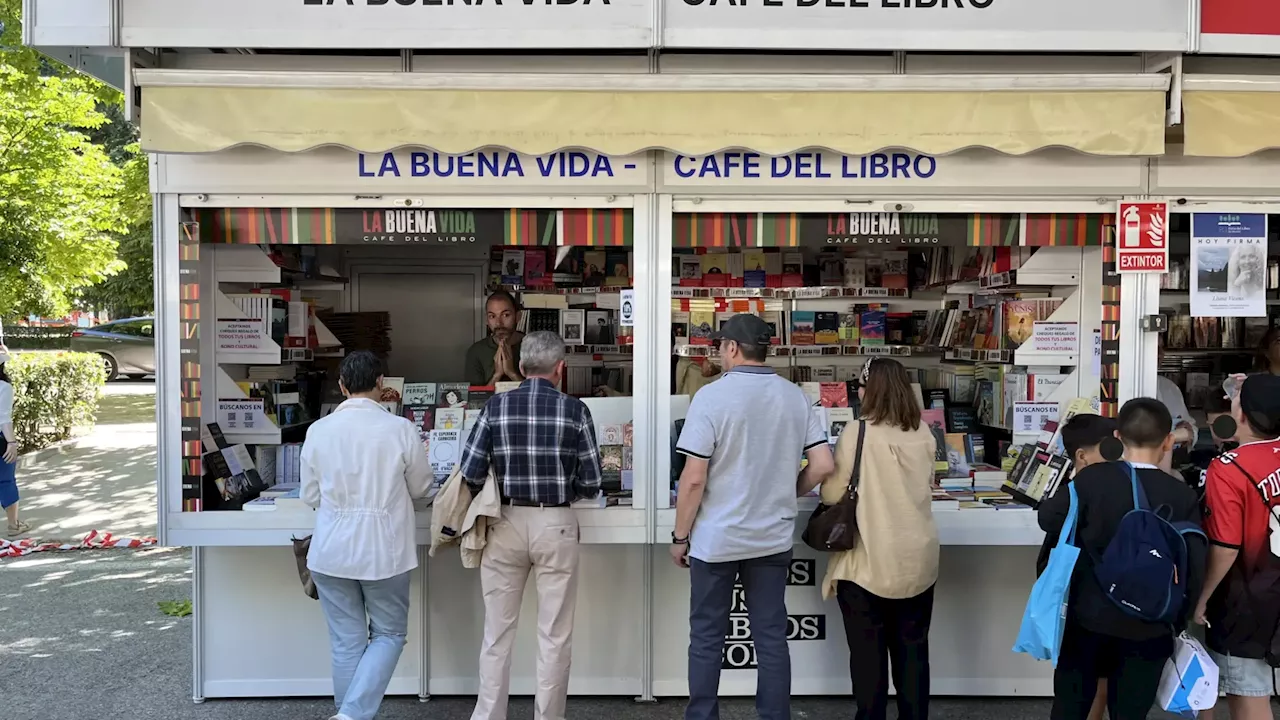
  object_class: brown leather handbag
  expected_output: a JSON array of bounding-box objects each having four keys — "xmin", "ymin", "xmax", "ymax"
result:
[{"xmin": 801, "ymin": 421, "xmax": 865, "ymax": 552}]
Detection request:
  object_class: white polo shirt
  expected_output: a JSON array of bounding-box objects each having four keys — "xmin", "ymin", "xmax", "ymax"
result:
[{"xmin": 676, "ymin": 365, "xmax": 827, "ymax": 563}]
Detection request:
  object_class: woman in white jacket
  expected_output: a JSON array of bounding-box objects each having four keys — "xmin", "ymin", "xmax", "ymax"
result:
[{"xmin": 300, "ymin": 351, "xmax": 433, "ymax": 720}]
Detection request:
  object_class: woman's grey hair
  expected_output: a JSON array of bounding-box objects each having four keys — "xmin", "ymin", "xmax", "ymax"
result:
[{"xmin": 520, "ymin": 331, "xmax": 566, "ymax": 377}]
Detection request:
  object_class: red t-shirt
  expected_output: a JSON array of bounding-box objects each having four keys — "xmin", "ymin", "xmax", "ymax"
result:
[{"xmin": 1204, "ymin": 438, "xmax": 1280, "ymax": 571}]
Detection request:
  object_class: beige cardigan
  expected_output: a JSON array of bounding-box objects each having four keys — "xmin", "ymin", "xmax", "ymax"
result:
[{"xmin": 820, "ymin": 421, "xmax": 940, "ymax": 600}]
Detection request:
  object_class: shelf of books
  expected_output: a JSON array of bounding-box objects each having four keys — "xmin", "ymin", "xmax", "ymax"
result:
[
  {"xmin": 661, "ymin": 211, "xmax": 1106, "ymax": 538},
  {"xmin": 177, "ymin": 209, "xmax": 648, "ymax": 545}
]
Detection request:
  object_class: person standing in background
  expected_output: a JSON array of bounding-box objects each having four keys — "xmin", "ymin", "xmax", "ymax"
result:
[
  {"xmin": 0, "ymin": 346, "xmax": 30, "ymax": 537},
  {"xmin": 301, "ymin": 351, "xmax": 434, "ymax": 720},
  {"xmin": 465, "ymin": 290, "xmax": 525, "ymax": 386},
  {"xmin": 1156, "ymin": 347, "xmax": 1197, "ymax": 472},
  {"xmin": 1252, "ymin": 327, "xmax": 1280, "ymax": 375},
  {"xmin": 822, "ymin": 358, "xmax": 939, "ymax": 720},
  {"xmin": 671, "ymin": 314, "xmax": 835, "ymax": 720},
  {"xmin": 459, "ymin": 331, "xmax": 602, "ymax": 720},
  {"xmin": 1194, "ymin": 374, "xmax": 1280, "ymax": 720}
]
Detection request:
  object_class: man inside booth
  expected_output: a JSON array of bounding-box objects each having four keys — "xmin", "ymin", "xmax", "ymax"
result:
[{"xmin": 465, "ymin": 290, "xmax": 525, "ymax": 386}]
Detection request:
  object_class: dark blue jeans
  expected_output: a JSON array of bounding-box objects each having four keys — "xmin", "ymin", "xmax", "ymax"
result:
[{"xmin": 686, "ymin": 549, "xmax": 792, "ymax": 720}]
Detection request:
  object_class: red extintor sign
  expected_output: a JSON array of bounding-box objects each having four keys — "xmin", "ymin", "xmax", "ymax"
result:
[{"xmin": 1117, "ymin": 202, "xmax": 1169, "ymax": 273}]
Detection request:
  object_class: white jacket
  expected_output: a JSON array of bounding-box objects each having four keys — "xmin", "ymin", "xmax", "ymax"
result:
[
  {"xmin": 429, "ymin": 465, "xmax": 501, "ymax": 569},
  {"xmin": 301, "ymin": 397, "xmax": 433, "ymax": 581}
]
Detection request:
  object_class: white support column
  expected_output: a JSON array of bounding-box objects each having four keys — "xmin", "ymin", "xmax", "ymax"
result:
[
  {"xmin": 155, "ymin": 193, "xmax": 183, "ymax": 527},
  {"xmin": 1119, "ymin": 272, "xmax": 1161, "ymax": 403}
]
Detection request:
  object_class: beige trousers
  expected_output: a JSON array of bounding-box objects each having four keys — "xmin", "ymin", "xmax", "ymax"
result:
[{"xmin": 471, "ymin": 505, "xmax": 580, "ymax": 720}]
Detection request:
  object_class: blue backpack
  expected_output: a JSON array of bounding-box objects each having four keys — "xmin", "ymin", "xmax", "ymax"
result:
[{"xmin": 1093, "ymin": 463, "xmax": 1206, "ymax": 625}]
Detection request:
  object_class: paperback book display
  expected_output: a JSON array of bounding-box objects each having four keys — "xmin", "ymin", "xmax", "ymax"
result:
[{"xmin": 671, "ymin": 240, "xmax": 1081, "ymax": 502}]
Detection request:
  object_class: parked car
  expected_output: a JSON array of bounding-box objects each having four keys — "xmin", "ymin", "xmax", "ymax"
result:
[{"xmin": 70, "ymin": 317, "xmax": 155, "ymax": 382}]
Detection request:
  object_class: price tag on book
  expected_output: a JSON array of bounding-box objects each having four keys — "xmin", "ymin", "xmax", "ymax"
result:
[{"xmin": 1013, "ymin": 402, "xmax": 1060, "ymax": 435}]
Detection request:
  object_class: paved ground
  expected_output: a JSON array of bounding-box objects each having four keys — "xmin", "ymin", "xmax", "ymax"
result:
[
  {"xmin": 0, "ymin": 383, "xmax": 1257, "ymax": 718},
  {"xmin": 14, "ymin": 380, "xmax": 158, "ymax": 542}
]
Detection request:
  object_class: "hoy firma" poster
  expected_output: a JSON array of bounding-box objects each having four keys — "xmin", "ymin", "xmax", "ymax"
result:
[{"xmin": 1191, "ymin": 214, "xmax": 1269, "ymax": 318}]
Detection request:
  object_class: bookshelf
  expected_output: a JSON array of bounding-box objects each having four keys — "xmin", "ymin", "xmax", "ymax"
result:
[{"xmin": 661, "ymin": 211, "xmax": 1106, "ymax": 512}]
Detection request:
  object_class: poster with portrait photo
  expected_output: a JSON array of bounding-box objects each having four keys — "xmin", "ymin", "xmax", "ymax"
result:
[
  {"xmin": 585, "ymin": 310, "xmax": 615, "ymax": 345},
  {"xmin": 1191, "ymin": 213, "xmax": 1268, "ymax": 318}
]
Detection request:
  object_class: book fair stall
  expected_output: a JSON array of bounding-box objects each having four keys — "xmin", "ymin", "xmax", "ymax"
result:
[{"xmin": 138, "ymin": 59, "xmax": 1168, "ymax": 701}]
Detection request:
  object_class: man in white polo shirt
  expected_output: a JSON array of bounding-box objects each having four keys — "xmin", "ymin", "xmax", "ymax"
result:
[{"xmin": 671, "ymin": 313, "xmax": 835, "ymax": 720}]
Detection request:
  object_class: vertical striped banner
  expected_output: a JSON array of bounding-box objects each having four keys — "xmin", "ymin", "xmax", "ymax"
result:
[
  {"xmin": 966, "ymin": 214, "xmax": 1019, "ymax": 246},
  {"xmin": 178, "ymin": 220, "xmax": 204, "ymax": 511},
  {"xmin": 560, "ymin": 208, "xmax": 633, "ymax": 246},
  {"xmin": 759, "ymin": 213, "xmax": 801, "ymax": 247},
  {"xmin": 196, "ymin": 208, "xmax": 336, "ymax": 244},
  {"xmin": 672, "ymin": 213, "xmax": 755, "ymax": 247},
  {"xmin": 1100, "ymin": 219, "xmax": 1121, "ymax": 418},
  {"xmin": 1024, "ymin": 213, "xmax": 1108, "ymax": 246},
  {"xmin": 504, "ymin": 210, "xmax": 544, "ymax": 245}
]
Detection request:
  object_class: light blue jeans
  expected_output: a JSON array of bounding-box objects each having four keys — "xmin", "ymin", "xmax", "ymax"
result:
[{"xmin": 312, "ymin": 570, "xmax": 411, "ymax": 720}]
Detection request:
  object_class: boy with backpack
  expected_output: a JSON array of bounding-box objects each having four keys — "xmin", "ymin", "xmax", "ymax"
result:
[
  {"xmin": 1193, "ymin": 374, "xmax": 1280, "ymax": 720},
  {"xmin": 1039, "ymin": 398, "xmax": 1207, "ymax": 720}
]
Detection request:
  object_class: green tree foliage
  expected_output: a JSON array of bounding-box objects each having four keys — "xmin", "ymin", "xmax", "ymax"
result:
[
  {"xmin": 78, "ymin": 145, "xmax": 155, "ymax": 318},
  {"xmin": 0, "ymin": 0, "xmax": 130, "ymax": 319}
]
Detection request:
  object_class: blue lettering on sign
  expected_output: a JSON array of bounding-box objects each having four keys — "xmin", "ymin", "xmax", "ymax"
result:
[
  {"xmin": 357, "ymin": 151, "xmax": 618, "ymax": 179},
  {"xmin": 671, "ymin": 152, "xmax": 937, "ymax": 180}
]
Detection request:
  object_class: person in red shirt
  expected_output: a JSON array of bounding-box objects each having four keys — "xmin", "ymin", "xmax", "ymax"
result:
[{"xmin": 1195, "ymin": 373, "xmax": 1280, "ymax": 720}]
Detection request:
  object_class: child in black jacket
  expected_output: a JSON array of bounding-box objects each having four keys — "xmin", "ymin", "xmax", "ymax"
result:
[{"xmin": 1038, "ymin": 398, "xmax": 1207, "ymax": 720}]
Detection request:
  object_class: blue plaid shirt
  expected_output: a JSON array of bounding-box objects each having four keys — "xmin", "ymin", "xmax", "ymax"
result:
[{"xmin": 458, "ymin": 378, "xmax": 603, "ymax": 505}]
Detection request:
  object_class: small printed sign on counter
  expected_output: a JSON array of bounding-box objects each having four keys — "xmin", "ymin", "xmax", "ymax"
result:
[
  {"xmin": 1013, "ymin": 401, "xmax": 1060, "ymax": 436},
  {"xmin": 216, "ymin": 319, "xmax": 271, "ymax": 353},
  {"xmin": 1027, "ymin": 321, "xmax": 1079, "ymax": 355},
  {"xmin": 216, "ymin": 399, "xmax": 271, "ymax": 433},
  {"xmin": 619, "ymin": 289, "xmax": 635, "ymax": 327}
]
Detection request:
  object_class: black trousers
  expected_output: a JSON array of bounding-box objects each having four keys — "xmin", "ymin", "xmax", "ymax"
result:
[
  {"xmin": 835, "ymin": 581, "xmax": 934, "ymax": 720},
  {"xmin": 1051, "ymin": 624, "xmax": 1174, "ymax": 720}
]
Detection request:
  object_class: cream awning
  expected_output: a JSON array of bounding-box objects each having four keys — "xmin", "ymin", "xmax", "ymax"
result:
[
  {"xmin": 136, "ymin": 70, "xmax": 1169, "ymax": 157},
  {"xmin": 1183, "ymin": 75, "xmax": 1280, "ymax": 158}
]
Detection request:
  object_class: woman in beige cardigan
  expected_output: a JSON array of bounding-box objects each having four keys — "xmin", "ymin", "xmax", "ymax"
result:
[{"xmin": 820, "ymin": 358, "xmax": 939, "ymax": 720}]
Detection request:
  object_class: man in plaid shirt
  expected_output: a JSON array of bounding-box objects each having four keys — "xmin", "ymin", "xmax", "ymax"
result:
[{"xmin": 458, "ymin": 330, "xmax": 602, "ymax": 720}]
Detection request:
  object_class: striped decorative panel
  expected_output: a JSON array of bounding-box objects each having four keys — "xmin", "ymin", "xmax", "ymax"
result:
[
  {"xmin": 560, "ymin": 209, "xmax": 633, "ymax": 246},
  {"xmin": 967, "ymin": 214, "xmax": 1019, "ymax": 246},
  {"xmin": 504, "ymin": 210, "xmax": 553, "ymax": 246},
  {"xmin": 1025, "ymin": 214, "xmax": 1108, "ymax": 247},
  {"xmin": 759, "ymin": 213, "xmax": 801, "ymax": 247},
  {"xmin": 1100, "ymin": 221, "xmax": 1121, "ymax": 418},
  {"xmin": 673, "ymin": 213, "xmax": 756, "ymax": 248},
  {"xmin": 178, "ymin": 221, "xmax": 204, "ymax": 511},
  {"xmin": 195, "ymin": 208, "xmax": 336, "ymax": 245}
]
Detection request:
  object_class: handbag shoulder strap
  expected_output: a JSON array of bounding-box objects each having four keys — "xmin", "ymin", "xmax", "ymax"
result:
[{"xmin": 845, "ymin": 421, "xmax": 867, "ymax": 501}]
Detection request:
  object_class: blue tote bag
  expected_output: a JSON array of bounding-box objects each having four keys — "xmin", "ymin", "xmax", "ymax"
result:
[{"xmin": 1012, "ymin": 483, "xmax": 1081, "ymax": 666}]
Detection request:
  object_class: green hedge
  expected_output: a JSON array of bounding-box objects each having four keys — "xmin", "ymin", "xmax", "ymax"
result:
[
  {"xmin": 7, "ymin": 352, "xmax": 104, "ymax": 452},
  {"xmin": 3, "ymin": 327, "xmax": 75, "ymax": 351}
]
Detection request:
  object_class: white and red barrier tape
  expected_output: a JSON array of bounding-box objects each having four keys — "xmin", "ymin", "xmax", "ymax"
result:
[{"xmin": 0, "ymin": 529, "xmax": 157, "ymax": 559}]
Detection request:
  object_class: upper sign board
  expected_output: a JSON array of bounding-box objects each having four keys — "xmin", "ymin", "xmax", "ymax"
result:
[
  {"xmin": 663, "ymin": 0, "xmax": 1193, "ymax": 52},
  {"xmin": 115, "ymin": 0, "xmax": 1192, "ymax": 51},
  {"xmin": 119, "ymin": 0, "xmax": 654, "ymax": 49},
  {"xmin": 1200, "ymin": 0, "xmax": 1280, "ymax": 54}
]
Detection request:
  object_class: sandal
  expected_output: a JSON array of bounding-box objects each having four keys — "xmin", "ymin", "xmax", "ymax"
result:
[{"xmin": 6, "ymin": 520, "xmax": 32, "ymax": 537}]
